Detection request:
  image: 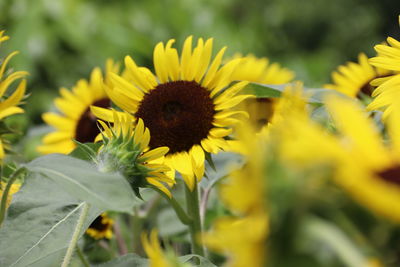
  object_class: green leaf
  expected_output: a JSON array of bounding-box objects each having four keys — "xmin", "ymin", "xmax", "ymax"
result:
[
  {"xmin": 98, "ymin": 253, "xmax": 148, "ymax": 267},
  {"xmin": 25, "ymin": 154, "xmax": 139, "ymax": 213},
  {"xmin": 0, "ymin": 172, "xmax": 100, "ymax": 267},
  {"xmin": 0, "ymin": 154, "xmax": 140, "ymax": 266},
  {"xmin": 157, "ymin": 208, "xmax": 187, "ymax": 236},
  {"xmin": 69, "ymin": 141, "xmax": 102, "ymax": 161},
  {"xmin": 244, "ymin": 82, "xmax": 349, "ymax": 104},
  {"xmin": 180, "ymin": 254, "xmax": 217, "ymax": 266},
  {"xmin": 242, "ymin": 82, "xmax": 283, "ymax": 98}
]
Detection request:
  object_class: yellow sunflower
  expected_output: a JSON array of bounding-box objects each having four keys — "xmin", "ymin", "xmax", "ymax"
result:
[
  {"xmin": 37, "ymin": 60, "xmax": 119, "ymax": 154},
  {"xmin": 367, "ymin": 36, "xmax": 400, "ymax": 118},
  {"xmin": 324, "ymin": 53, "xmax": 391, "ymax": 98},
  {"xmin": 91, "ymin": 36, "xmax": 251, "ymax": 190},
  {"xmin": 326, "ymin": 95, "xmax": 400, "ymax": 223},
  {"xmin": 0, "ymin": 31, "xmax": 27, "ymax": 159},
  {"xmin": 142, "ymin": 230, "xmax": 176, "ymax": 267},
  {"xmin": 97, "ymin": 112, "xmax": 173, "ymax": 197},
  {"xmin": 86, "ymin": 212, "xmax": 114, "ymax": 240},
  {"xmin": 231, "ymin": 54, "xmax": 295, "ymax": 128},
  {"xmin": 204, "ymin": 122, "xmax": 268, "ymax": 267},
  {"xmin": 230, "ymin": 54, "xmax": 295, "ymax": 84}
]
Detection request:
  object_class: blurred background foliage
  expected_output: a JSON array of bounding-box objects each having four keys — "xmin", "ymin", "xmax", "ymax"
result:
[{"xmin": 1, "ymin": 0, "xmax": 400, "ymax": 149}]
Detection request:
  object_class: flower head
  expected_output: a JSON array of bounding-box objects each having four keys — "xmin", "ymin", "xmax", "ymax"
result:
[
  {"xmin": 38, "ymin": 60, "xmax": 119, "ymax": 154},
  {"xmin": 325, "ymin": 53, "xmax": 391, "ymax": 98},
  {"xmin": 92, "ymin": 36, "xmax": 251, "ymax": 190},
  {"xmin": 0, "ymin": 30, "xmax": 27, "ymax": 159},
  {"xmin": 141, "ymin": 230, "xmax": 179, "ymax": 267},
  {"xmin": 96, "ymin": 111, "xmax": 173, "ymax": 198},
  {"xmin": 86, "ymin": 212, "xmax": 114, "ymax": 240},
  {"xmin": 231, "ymin": 54, "xmax": 295, "ymax": 128},
  {"xmin": 326, "ymin": 95, "xmax": 400, "ymax": 223},
  {"xmin": 204, "ymin": 121, "xmax": 268, "ymax": 267}
]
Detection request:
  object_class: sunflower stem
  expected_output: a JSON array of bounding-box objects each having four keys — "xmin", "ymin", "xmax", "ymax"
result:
[
  {"xmin": 153, "ymin": 186, "xmax": 192, "ymax": 225},
  {"xmin": 76, "ymin": 246, "xmax": 90, "ymax": 267},
  {"xmin": 185, "ymin": 183, "xmax": 205, "ymax": 257},
  {"xmin": 0, "ymin": 167, "xmax": 25, "ymax": 226},
  {"xmin": 132, "ymin": 206, "xmax": 144, "ymax": 255},
  {"xmin": 61, "ymin": 202, "xmax": 90, "ymax": 267}
]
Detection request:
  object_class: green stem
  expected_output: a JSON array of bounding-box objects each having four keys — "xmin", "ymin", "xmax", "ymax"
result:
[
  {"xmin": 185, "ymin": 183, "xmax": 205, "ymax": 256},
  {"xmin": 0, "ymin": 167, "xmax": 25, "ymax": 226},
  {"xmin": 76, "ymin": 246, "xmax": 90, "ymax": 267},
  {"xmin": 132, "ymin": 206, "xmax": 144, "ymax": 255},
  {"xmin": 61, "ymin": 202, "xmax": 90, "ymax": 267},
  {"xmin": 152, "ymin": 186, "xmax": 192, "ymax": 225}
]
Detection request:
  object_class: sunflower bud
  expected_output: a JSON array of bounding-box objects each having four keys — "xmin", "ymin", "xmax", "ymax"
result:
[{"xmin": 95, "ymin": 111, "xmax": 173, "ymax": 198}]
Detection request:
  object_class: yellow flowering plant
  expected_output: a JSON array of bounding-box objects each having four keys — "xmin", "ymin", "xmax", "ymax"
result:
[{"xmin": 3, "ymin": 16, "xmax": 400, "ymax": 267}]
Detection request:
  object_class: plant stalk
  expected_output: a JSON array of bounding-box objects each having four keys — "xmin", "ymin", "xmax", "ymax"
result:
[
  {"xmin": 185, "ymin": 183, "xmax": 205, "ymax": 256},
  {"xmin": 61, "ymin": 202, "xmax": 90, "ymax": 267},
  {"xmin": 76, "ymin": 246, "xmax": 90, "ymax": 267},
  {"xmin": 153, "ymin": 186, "xmax": 192, "ymax": 225}
]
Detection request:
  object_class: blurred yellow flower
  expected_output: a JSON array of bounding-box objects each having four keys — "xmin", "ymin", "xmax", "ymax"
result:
[
  {"xmin": 270, "ymin": 84, "xmax": 343, "ymax": 167},
  {"xmin": 92, "ymin": 36, "xmax": 251, "ymax": 191},
  {"xmin": 86, "ymin": 213, "xmax": 114, "ymax": 240},
  {"xmin": 231, "ymin": 54, "xmax": 295, "ymax": 85},
  {"xmin": 326, "ymin": 95, "xmax": 400, "ymax": 223},
  {"xmin": 204, "ymin": 121, "xmax": 268, "ymax": 267},
  {"xmin": 0, "ymin": 181, "xmax": 20, "ymax": 209},
  {"xmin": 0, "ymin": 31, "xmax": 27, "ymax": 159},
  {"xmin": 325, "ymin": 53, "xmax": 390, "ymax": 98},
  {"xmin": 231, "ymin": 54, "xmax": 295, "ymax": 128},
  {"xmin": 141, "ymin": 230, "xmax": 174, "ymax": 267},
  {"xmin": 38, "ymin": 60, "xmax": 119, "ymax": 154}
]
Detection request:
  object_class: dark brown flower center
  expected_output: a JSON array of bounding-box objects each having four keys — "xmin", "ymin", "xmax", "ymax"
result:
[
  {"xmin": 75, "ymin": 98, "xmax": 110, "ymax": 143},
  {"xmin": 358, "ymin": 81, "xmax": 375, "ymax": 98},
  {"xmin": 135, "ymin": 81, "xmax": 215, "ymax": 154},
  {"xmin": 377, "ymin": 165, "xmax": 400, "ymax": 186},
  {"xmin": 357, "ymin": 74, "xmax": 391, "ymax": 98},
  {"xmin": 250, "ymin": 98, "xmax": 274, "ymax": 129},
  {"xmin": 89, "ymin": 215, "xmax": 110, "ymax": 232}
]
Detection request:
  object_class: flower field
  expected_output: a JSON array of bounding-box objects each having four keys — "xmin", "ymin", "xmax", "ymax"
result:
[{"xmin": 1, "ymin": 1, "xmax": 400, "ymax": 266}]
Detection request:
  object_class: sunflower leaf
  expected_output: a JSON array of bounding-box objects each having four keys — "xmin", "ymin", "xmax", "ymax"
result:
[
  {"xmin": 98, "ymin": 253, "xmax": 148, "ymax": 267},
  {"xmin": 0, "ymin": 154, "xmax": 139, "ymax": 266},
  {"xmin": 245, "ymin": 82, "xmax": 348, "ymax": 104},
  {"xmin": 242, "ymin": 82, "xmax": 283, "ymax": 98},
  {"xmin": 24, "ymin": 154, "xmax": 139, "ymax": 213},
  {"xmin": 179, "ymin": 254, "xmax": 217, "ymax": 266},
  {"xmin": 0, "ymin": 172, "xmax": 100, "ymax": 267}
]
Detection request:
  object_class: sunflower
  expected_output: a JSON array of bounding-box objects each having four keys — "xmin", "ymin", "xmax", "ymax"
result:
[
  {"xmin": 204, "ymin": 122, "xmax": 268, "ymax": 267},
  {"xmin": 141, "ymin": 230, "xmax": 179, "ymax": 267},
  {"xmin": 96, "ymin": 112, "xmax": 173, "ymax": 197},
  {"xmin": 37, "ymin": 60, "xmax": 119, "ymax": 154},
  {"xmin": 326, "ymin": 95, "xmax": 400, "ymax": 223},
  {"xmin": 91, "ymin": 36, "xmax": 251, "ymax": 190},
  {"xmin": 367, "ymin": 36, "xmax": 400, "ymax": 118},
  {"xmin": 324, "ymin": 53, "xmax": 391, "ymax": 98},
  {"xmin": 86, "ymin": 212, "xmax": 114, "ymax": 240},
  {"xmin": 231, "ymin": 54, "xmax": 295, "ymax": 128},
  {"xmin": 0, "ymin": 31, "xmax": 27, "ymax": 159}
]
